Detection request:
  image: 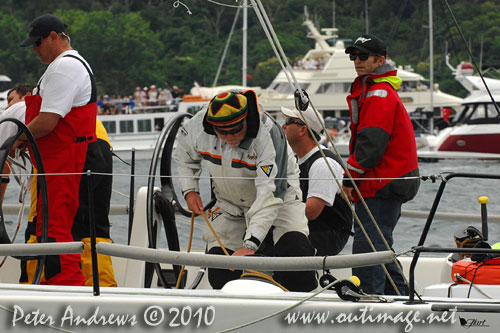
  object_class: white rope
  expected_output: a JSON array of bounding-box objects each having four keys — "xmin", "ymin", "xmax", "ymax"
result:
[
  {"xmin": 250, "ymin": 0, "xmax": 304, "ymax": 98},
  {"xmin": 173, "ymin": 0, "xmax": 192, "ymax": 14}
]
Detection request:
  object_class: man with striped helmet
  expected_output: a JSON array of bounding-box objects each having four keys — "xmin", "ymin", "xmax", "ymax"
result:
[{"xmin": 174, "ymin": 90, "xmax": 317, "ymax": 291}]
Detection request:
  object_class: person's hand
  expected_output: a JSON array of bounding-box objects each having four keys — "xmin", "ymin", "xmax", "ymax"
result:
[
  {"xmin": 341, "ymin": 186, "xmax": 355, "ymax": 202},
  {"xmin": 231, "ymin": 246, "xmax": 255, "ymax": 257},
  {"xmin": 185, "ymin": 191, "xmax": 203, "ymax": 215},
  {"xmin": 11, "ymin": 139, "xmax": 28, "ymax": 154}
]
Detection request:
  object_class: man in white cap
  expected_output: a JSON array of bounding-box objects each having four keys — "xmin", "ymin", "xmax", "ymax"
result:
[{"xmin": 282, "ymin": 107, "xmax": 352, "ymax": 256}]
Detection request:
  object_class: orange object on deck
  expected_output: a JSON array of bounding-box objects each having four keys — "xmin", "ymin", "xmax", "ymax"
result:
[
  {"xmin": 452, "ymin": 257, "xmax": 500, "ymax": 284},
  {"xmin": 183, "ymin": 95, "xmax": 211, "ymax": 102}
]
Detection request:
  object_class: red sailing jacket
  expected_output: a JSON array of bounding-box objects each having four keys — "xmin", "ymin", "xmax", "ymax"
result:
[{"xmin": 344, "ymin": 63, "xmax": 420, "ymax": 203}]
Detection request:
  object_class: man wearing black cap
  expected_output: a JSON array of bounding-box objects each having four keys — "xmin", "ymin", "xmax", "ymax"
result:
[
  {"xmin": 342, "ymin": 35, "xmax": 420, "ymax": 295},
  {"xmin": 18, "ymin": 14, "xmax": 106, "ymax": 286}
]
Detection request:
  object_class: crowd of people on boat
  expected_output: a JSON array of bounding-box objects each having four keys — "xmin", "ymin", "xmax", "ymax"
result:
[
  {"xmin": 293, "ymin": 56, "xmax": 327, "ymax": 70},
  {"xmin": 96, "ymin": 84, "xmax": 186, "ymax": 115}
]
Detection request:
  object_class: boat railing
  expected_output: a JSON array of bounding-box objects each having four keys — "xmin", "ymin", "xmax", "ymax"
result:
[
  {"xmin": 96, "ymin": 243, "xmax": 394, "ymax": 271},
  {"xmin": 130, "ymin": 104, "xmax": 177, "ymax": 113},
  {"xmin": 408, "ymin": 172, "xmax": 500, "ymax": 304},
  {"xmin": 0, "ymin": 242, "xmax": 84, "ymax": 257}
]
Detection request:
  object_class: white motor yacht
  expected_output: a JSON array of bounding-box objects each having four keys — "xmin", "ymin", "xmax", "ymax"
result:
[
  {"xmin": 0, "ymin": 74, "xmax": 13, "ymax": 113},
  {"xmin": 418, "ymin": 61, "xmax": 500, "ymax": 160}
]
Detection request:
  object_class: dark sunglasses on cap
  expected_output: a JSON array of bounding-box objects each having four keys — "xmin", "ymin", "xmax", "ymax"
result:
[
  {"xmin": 284, "ymin": 117, "xmax": 305, "ymax": 127},
  {"xmin": 349, "ymin": 53, "xmax": 371, "ymax": 61},
  {"xmin": 213, "ymin": 121, "xmax": 244, "ymax": 135}
]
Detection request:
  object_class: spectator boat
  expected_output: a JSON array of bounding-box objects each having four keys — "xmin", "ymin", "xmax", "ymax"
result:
[
  {"xmin": 417, "ymin": 60, "xmax": 500, "ymax": 160},
  {"xmin": 97, "ymin": 96, "xmax": 210, "ymax": 159},
  {"xmin": 0, "ymin": 74, "xmax": 13, "ymax": 112}
]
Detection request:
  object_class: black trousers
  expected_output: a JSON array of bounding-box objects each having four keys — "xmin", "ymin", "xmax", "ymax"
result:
[{"xmin": 207, "ymin": 231, "xmax": 318, "ymax": 292}]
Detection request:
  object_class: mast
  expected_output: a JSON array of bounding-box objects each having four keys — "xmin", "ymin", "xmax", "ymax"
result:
[
  {"xmin": 332, "ymin": 0, "xmax": 336, "ymax": 29},
  {"xmin": 242, "ymin": 0, "xmax": 248, "ymax": 86},
  {"xmin": 428, "ymin": 0, "xmax": 434, "ymax": 133},
  {"xmin": 365, "ymin": 0, "xmax": 369, "ymax": 34}
]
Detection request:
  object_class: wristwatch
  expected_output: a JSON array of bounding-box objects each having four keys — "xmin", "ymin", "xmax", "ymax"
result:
[{"xmin": 243, "ymin": 241, "xmax": 258, "ymax": 251}]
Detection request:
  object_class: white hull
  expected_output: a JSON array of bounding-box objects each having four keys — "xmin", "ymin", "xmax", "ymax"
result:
[{"xmin": 1, "ymin": 282, "xmax": 498, "ymax": 332}]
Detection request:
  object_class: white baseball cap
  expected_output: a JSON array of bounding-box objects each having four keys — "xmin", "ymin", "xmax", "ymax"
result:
[{"xmin": 280, "ymin": 106, "xmax": 324, "ymax": 136}]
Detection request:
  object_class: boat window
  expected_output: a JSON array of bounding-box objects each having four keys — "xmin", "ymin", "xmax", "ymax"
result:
[
  {"xmin": 119, "ymin": 120, "xmax": 134, "ymax": 133},
  {"xmin": 154, "ymin": 118, "xmax": 164, "ymax": 131},
  {"xmin": 486, "ymin": 103, "xmax": 500, "ymax": 119},
  {"xmin": 272, "ymin": 82, "xmax": 309, "ymax": 94},
  {"xmin": 399, "ymin": 81, "xmax": 419, "ymax": 92},
  {"xmin": 137, "ymin": 119, "xmax": 152, "ymax": 132},
  {"xmin": 101, "ymin": 121, "xmax": 116, "ymax": 134},
  {"xmin": 268, "ymin": 81, "xmax": 278, "ymax": 90},
  {"xmin": 466, "ymin": 103, "xmax": 500, "ymax": 124},
  {"xmin": 316, "ymin": 83, "xmax": 351, "ymax": 94},
  {"xmin": 187, "ymin": 105, "xmax": 204, "ymax": 115},
  {"xmin": 453, "ymin": 104, "xmax": 470, "ymax": 124}
]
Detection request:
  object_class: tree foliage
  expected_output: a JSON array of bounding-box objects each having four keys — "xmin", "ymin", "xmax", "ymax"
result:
[{"xmin": 1, "ymin": 0, "xmax": 499, "ymax": 98}]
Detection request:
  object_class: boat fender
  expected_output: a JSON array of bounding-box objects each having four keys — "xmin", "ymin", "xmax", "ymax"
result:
[{"xmin": 452, "ymin": 257, "xmax": 500, "ymax": 284}]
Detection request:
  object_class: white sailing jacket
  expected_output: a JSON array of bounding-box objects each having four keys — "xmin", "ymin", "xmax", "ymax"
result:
[{"xmin": 174, "ymin": 107, "xmax": 304, "ymax": 246}]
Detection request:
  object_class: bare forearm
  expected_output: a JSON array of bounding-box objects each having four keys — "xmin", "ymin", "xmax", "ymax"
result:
[
  {"xmin": 305, "ymin": 197, "xmax": 326, "ymax": 220},
  {"xmin": 27, "ymin": 113, "xmax": 61, "ymax": 139}
]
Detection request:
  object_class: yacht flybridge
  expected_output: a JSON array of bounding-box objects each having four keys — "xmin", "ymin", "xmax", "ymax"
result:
[{"xmin": 257, "ymin": 19, "xmax": 463, "ymax": 121}]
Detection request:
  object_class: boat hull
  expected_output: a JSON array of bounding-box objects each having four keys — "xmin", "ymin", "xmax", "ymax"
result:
[
  {"xmin": 438, "ymin": 131, "xmax": 500, "ymax": 155},
  {"xmin": 1, "ymin": 283, "xmax": 499, "ymax": 332}
]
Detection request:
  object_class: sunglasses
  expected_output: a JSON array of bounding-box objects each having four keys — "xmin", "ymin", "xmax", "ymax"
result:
[
  {"xmin": 213, "ymin": 121, "xmax": 244, "ymax": 135},
  {"xmin": 34, "ymin": 35, "xmax": 48, "ymax": 47},
  {"xmin": 349, "ymin": 53, "xmax": 371, "ymax": 61},
  {"xmin": 284, "ymin": 117, "xmax": 305, "ymax": 127}
]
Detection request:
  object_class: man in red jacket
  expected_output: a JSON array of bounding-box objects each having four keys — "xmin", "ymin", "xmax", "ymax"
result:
[{"xmin": 342, "ymin": 34, "xmax": 420, "ymax": 295}]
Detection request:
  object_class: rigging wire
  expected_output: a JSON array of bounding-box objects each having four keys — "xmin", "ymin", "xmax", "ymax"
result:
[
  {"xmin": 384, "ymin": 0, "xmax": 408, "ymax": 48},
  {"xmin": 442, "ymin": 0, "xmax": 500, "ymax": 115},
  {"xmin": 212, "ymin": 5, "xmax": 241, "ymax": 87},
  {"xmin": 206, "ymin": 0, "xmax": 251, "ymax": 9}
]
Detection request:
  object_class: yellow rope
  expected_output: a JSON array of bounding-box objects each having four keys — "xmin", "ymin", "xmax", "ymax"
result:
[
  {"xmin": 240, "ymin": 271, "xmax": 288, "ymax": 291},
  {"xmin": 175, "ymin": 208, "xmax": 288, "ymax": 291},
  {"xmin": 200, "ymin": 210, "xmax": 230, "ymax": 256},
  {"xmin": 175, "ymin": 212, "xmax": 195, "ymax": 289},
  {"xmin": 200, "ymin": 210, "xmax": 288, "ymax": 291}
]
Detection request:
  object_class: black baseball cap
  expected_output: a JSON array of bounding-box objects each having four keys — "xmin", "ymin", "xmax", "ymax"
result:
[
  {"xmin": 345, "ymin": 34, "xmax": 387, "ymax": 57},
  {"xmin": 20, "ymin": 14, "xmax": 67, "ymax": 47}
]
